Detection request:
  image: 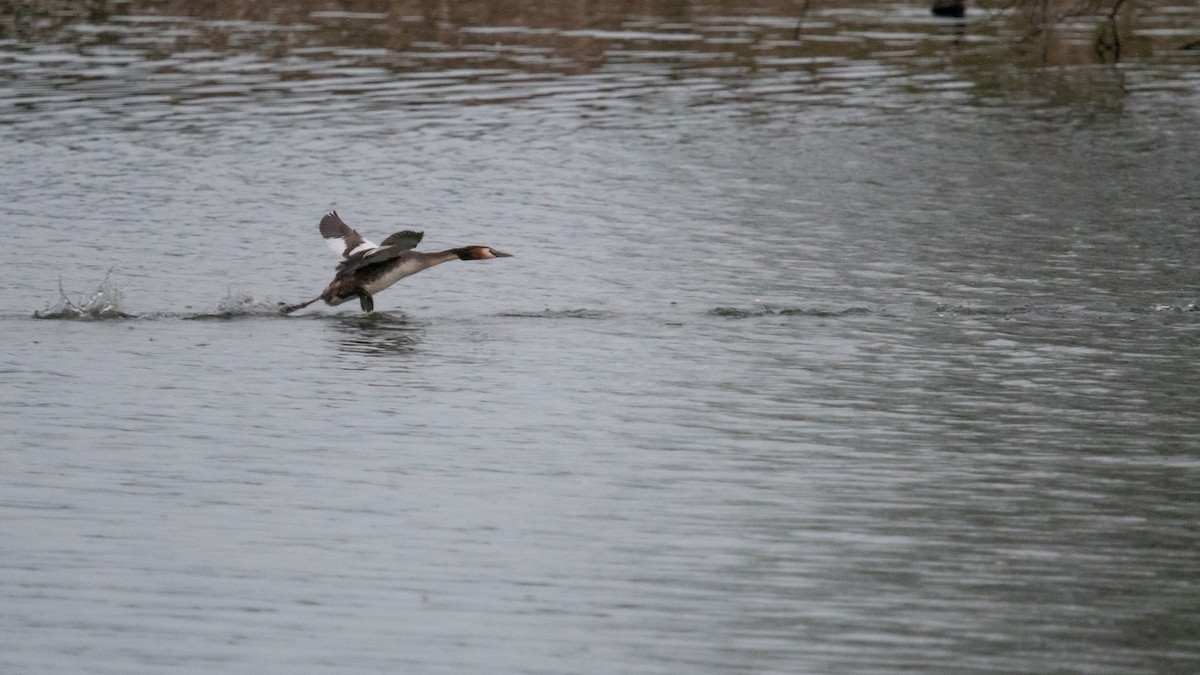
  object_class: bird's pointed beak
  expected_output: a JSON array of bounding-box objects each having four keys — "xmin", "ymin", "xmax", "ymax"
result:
[{"xmin": 493, "ymin": 250, "xmax": 513, "ymax": 258}]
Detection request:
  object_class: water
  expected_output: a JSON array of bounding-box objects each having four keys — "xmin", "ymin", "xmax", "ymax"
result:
[{"xmin": 3, "ymin": 2, "xmax": 1199, "ymax": 673}]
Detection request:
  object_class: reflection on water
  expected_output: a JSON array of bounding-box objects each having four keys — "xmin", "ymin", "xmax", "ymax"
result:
[
  {"xmin": 331, "ymin": 312, "xmax": 423, "ymax": 357},
  {"xmin": 1, "ymin": 0, "xmax": 1198, "ymax": 137},
  {"xmin": 4, "ymin": 0, "xmax": 1197, "ymax": 68}
]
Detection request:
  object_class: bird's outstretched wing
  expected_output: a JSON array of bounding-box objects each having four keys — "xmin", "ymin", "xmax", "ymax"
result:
[
  {"xmin": 338, "ymin": 230, "xmax": 424, "ymax": 272},
  {"xmin": 319, "ymin": 211, "xmax": 377, "ymax": 259},
  {"xmin": 361, "ymin": 230, "xmax": 423, "ymax": 262},
  {"xmin": 378, "ymin": 230, "xmax": 424, "ymax": 251}
]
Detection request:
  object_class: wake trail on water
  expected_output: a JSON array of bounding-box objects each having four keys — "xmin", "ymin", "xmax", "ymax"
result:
[
  {"xmin": 32, "ymin": 274, "xmax": 1196, "ymax": 323},
  {"xmin": 207, "ymin": 290, "xmax": 298, "ymax": 318},
  {"xmin": 32, "ymin": 273, "xmax": 302, "ymax": 320}
]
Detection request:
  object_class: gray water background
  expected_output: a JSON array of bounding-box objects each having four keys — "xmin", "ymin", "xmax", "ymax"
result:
[{"xmin": 2, "ymin": 2, "xmax": 1199, "ymax": 673}]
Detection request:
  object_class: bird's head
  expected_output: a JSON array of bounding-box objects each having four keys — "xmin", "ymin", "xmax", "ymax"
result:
[{"xmin": 455, "ymin": 246, "xmax": 513, "ymax": 260}]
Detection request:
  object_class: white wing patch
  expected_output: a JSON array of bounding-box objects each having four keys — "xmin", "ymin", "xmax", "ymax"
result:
[{"xmin": 325, "ymin": 237, "xmax": 378, "ymax": 259}]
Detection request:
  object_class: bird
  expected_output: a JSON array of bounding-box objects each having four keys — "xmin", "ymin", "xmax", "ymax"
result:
[{"xmin": 281, "ymin": 211, "xmax": 511, "ymax": 314}]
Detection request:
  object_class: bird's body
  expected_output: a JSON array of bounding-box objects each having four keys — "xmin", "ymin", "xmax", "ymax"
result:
[
  {"xmin": 281, "ymin": 211, "xmax": 510, "ymax": 314},
  {"xmin": 320, "ymin": 248, "xmax": 464, "ymax": 308}
]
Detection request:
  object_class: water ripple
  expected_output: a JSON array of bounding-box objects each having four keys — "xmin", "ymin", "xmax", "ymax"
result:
[{"xmin": 3, "ymin": 0, "xmax": 1198, "ymax": 136}]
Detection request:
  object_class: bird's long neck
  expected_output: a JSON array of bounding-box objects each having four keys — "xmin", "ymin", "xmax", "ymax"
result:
[{"xmin": 415, "ymin": 249, "xmax": 465, "ymax": 269}]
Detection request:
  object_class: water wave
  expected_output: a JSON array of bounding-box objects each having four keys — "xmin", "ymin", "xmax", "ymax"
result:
[
  {"xmin": 710, "ymin": 306, "xmax": 872, "ymax": 319},
  {"xmin": 934, "ymin": 302, "xmax": 1200, "ymax": 318},
  {"xmin": 498, "ymin": 309, "xmax": 613, "ymax": 320},
  {"xmin": 932, "ymin": 303, "xmax": 1040, "ymax": 317}
]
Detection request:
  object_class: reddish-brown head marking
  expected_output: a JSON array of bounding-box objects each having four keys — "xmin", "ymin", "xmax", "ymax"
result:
[{"xmin": 454, "ymin": 246, "xmax": 511, "ymax": 260}]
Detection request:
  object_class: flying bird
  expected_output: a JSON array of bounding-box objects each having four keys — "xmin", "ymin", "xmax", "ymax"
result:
[{"xmin": 281, "ymin": 211, "xmax": 511, "ymax": 314}]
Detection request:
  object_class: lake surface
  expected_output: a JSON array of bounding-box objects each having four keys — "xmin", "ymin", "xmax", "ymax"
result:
[{"xmin": 2, "ymin": 1, "xmax": 1199, "ymax": 673}]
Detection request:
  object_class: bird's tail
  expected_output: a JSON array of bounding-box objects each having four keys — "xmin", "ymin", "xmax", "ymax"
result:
[{"xmin": 279, "ymin": 296, "xmax": 322, "ymax": 315}]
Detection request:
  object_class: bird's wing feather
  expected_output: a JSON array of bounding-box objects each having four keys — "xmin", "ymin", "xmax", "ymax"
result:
[
  {"xmin": 379, "ymin": 230, "xmax": 424, "ymax": 251},
  {"xmin": 352, "ymin": 230, "xmax": 424, "ymax": 266},
  {"xmin": 319, "ymin": 211, "xmax": 377, "ymax": 259}
]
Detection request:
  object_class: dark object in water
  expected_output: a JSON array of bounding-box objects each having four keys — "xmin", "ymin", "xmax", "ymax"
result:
[{"xmin": 931, "ymin": 0, "xmax": 965, "ymax": 18}]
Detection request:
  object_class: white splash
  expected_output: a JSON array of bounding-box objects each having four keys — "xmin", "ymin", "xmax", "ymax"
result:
[
  {"xmin": 215, "ymin": 289, "xmax": 291, "ymax": 317},
  {"xmin": 1152, "ymin": 302, "xmax": 1198, "ymax": 312},
  {"xmin": 33, "ymin": 271, "xmax": 132, "ymax": 320}
]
